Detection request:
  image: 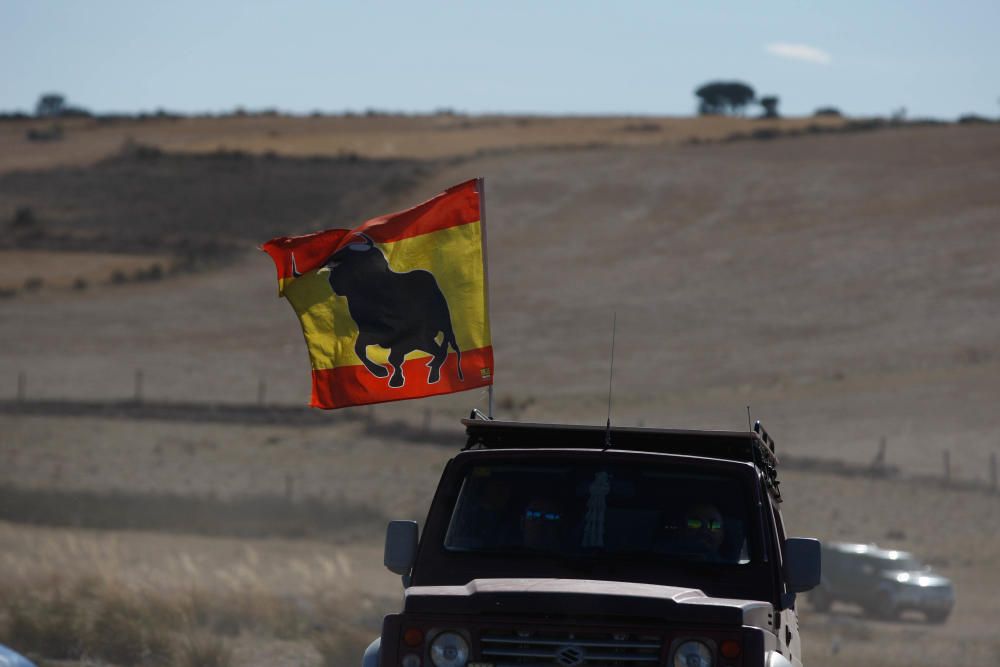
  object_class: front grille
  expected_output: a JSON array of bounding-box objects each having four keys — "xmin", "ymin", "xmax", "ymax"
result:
[{"xmin": 479, "ymin": 629, "xmax": 662, "ymax": 667}]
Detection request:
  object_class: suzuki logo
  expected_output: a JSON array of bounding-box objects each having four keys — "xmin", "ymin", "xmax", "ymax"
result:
[{"xmin": 556, "ymin": 646, "xmax": 585, "ymax": 667}]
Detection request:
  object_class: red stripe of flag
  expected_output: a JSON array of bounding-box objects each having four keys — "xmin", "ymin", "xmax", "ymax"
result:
[
  {"xmin": 261, "ymin": 179, "xmax": 480, "ymax": 282},
  {"xmin": 311, "ymin": 345, "xmax": 494, "ymax": 409}
]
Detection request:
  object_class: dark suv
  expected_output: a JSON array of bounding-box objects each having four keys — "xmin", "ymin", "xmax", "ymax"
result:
[
  {"xmin": 809, "ymin": 542, "xmax": 954, "ymax": 623},
  {"xmin": 366, "ymin": 417, "xmax": 821, "ymax": 667}
]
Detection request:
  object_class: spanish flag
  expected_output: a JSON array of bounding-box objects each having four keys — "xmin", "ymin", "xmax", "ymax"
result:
[{"xmin": 262, "ymin": 179, "xmax": 494, "ymax": 409}]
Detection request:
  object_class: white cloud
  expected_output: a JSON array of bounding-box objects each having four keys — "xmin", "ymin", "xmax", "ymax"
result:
[{"xmin": 765, "ymin": 42, "xmax": 832, "ymax": 65}]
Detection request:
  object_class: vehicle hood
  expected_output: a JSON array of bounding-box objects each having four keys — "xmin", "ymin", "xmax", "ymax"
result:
[
  {"xmin": 881, "ymin": 570, "xmax": 952, "ymax": 587},
  {"xmin": 403, "ymin": 578, "xmax": 773, "ymax": 629}
]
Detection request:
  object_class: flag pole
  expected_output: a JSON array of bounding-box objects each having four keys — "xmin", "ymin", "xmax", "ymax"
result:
[{"xmin": 477, "ymin": 176, "xmax": 494, "ymax": 420}]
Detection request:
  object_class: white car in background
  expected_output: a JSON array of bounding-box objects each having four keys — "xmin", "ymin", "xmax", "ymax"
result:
[{"xmin": 809, "ymin": 542, "xmax": 954, "ymax": 623}]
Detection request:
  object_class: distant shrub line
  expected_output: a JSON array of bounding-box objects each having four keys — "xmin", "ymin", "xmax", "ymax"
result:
[{"xmin": 686, "ymin": 116, "xmax": 989, "ymax": 147}]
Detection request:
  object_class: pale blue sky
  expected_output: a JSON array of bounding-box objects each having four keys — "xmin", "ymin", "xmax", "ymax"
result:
[{"xmin": 2, "ymin": 1, "xmax": 998, "ymax": 118}]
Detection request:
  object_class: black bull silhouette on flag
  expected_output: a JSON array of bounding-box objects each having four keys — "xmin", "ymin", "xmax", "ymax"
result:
[{"xmin": 293, "ymin": 233, "xmax": 464, "ymax": 389}]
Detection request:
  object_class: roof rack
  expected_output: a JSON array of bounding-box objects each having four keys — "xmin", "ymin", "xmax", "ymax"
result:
[
  {"xmin": 462, "ymin": 412, "xmax": 783, "ymax": 500},
  {"xmin": 464, "ymin": 413, "xmax": 774, "ymax": 461},
  {"xmin": 753, "ymin": 420, "xmax": 776, "ymax": 454}
]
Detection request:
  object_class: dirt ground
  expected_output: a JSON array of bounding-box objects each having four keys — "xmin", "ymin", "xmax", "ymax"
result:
[{"xmin": 1, "ymin": 116, "xmax": 999, "ymax": 666}]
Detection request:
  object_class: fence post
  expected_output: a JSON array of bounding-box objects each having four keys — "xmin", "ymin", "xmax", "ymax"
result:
[
  {"xmin": 990, "ymin": 453, "xmax": 997, "ymax": 494},
  {"xmin": 134, "ymin": 369, "xmax": 144, "ymax": 403},
  {"xmin": 17, "ymin": 371, "xmax": 26, "ymax": 402},
  {"xmin": 942, "ymin": 450, "xmax": 951, "ymax": 485},
  {"xmin": 872, "ymin": 436, "xmax": 887, "ymax": 471}
]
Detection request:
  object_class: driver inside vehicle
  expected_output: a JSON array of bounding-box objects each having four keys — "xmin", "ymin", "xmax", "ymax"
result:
[{"xmin": 661, "ymin": 502, "xmax": 728, "ymax": 562}]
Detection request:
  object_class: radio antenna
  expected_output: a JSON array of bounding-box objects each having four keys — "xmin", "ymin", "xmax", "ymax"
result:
[
  {"xmin": 746, "ymin": 405, "xmax": 752, "ymax": 431},
  {"xmin": 604, "ymin": 312, "xmax": 617, "ymax": 450}
]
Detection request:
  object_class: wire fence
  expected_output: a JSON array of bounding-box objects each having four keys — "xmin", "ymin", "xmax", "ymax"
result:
[
  {"xmin": 5, "ymin": 369, "xmax": 464, "ymax": 445},
  {"xmin": 6, "ymin": 369, "xmax": 998, "ymax": 495}
]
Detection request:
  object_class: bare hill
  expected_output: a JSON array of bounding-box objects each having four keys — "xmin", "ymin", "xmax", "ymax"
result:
[
  {"xmin": 5, "ymin": 123, "xmax": 997, "ymax": 473},
  {"xmin": 1, "ymin": 120, "xmax": 999, "ymax": 666},
  {"xmin": 444, "ymin": 124, "xmax": 1000, "ymax": 476}
]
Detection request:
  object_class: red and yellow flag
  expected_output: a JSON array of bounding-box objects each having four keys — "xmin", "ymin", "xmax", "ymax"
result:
[{"xmin": 262, "ymin": 179, "xmax": 493, "ymax": 409}]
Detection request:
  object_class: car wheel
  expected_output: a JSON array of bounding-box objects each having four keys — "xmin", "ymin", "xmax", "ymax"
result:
[
  {"xmin": 869, "ymin": 592, "xmax": 899, "ymax": 620},
  {"xmin": 810, "ymin": 586, "xmax": 833, "ymax": 613},
  {"xmin": 925, "ymin": 609, "xmax": 950, "ymax": 624}
]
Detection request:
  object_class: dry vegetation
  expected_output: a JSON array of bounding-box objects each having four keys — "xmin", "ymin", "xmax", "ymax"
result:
[
  {"xmin": 0, "ymin": 419, "xmax": 443, "ymax": 665},
  {"xmin": 1, "ymin": 114, "xmax": 998, "ymax": 665},
  {"xmin": 0, "ymin": 573, "xmax": 377, "ymax": 666}
]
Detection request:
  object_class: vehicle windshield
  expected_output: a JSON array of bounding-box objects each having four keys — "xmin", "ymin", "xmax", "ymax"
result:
[
  {"xmin": 882, "ymin": 555, "xmax": 925, "ymax": 572},
  {"xmin": 444, "ymin": 461, "xmax": 754, "ymax": 565}
]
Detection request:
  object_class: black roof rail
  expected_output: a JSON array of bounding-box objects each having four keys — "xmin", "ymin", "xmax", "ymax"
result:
[
  {"xmin": 460, "ymin": 418, "xmax": 783, "ymax": 501},
  {"xmin": 462, "ymin": 418, "xmax": 772, "ymax": 461},
  {"xmin": 752, "ymin": 420, "xmax": 781, "ymax": 502},
  {"xmin": 753, "ymin": 420, "xmax": 776, "ymax": 453}
]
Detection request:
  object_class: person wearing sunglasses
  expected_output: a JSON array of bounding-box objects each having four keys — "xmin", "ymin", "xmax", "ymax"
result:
[
  {"xmin": 521, "ymin": 497, "xmax": 564, "ymax": 551},
  {"xmin": 678, "ymin": 502, "xmax": 726, "ymax": 561}
]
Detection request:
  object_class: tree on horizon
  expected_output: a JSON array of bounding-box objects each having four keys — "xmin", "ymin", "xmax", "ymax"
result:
[
  {"xmin": 695, "ymin": 81, "xmax": 756, "ymax": 116},
  {"xmin": 760, "ymin": 95, "xmax": 780, "ymax": 119},
  {"xmin": 35, "ymin": 93, "xmax": 66, "ymax": 118}
]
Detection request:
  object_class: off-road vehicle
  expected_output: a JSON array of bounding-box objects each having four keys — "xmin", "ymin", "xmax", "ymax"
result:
[
  {"xmin": 809, "ymin": 542, "xmax": 953, "ymax": 623},
  {"xmin": 365, "ymin": 416, "xmax": 821, "ymax": 667}
]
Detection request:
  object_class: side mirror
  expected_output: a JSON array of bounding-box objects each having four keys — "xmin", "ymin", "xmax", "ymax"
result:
[
  {"xmin": 784, "ymin": 538, "xmax": 821, "ymax": 593},
  {"xmin": 384, "ymin": 520, "xmax": 419, "ymax": 575}
]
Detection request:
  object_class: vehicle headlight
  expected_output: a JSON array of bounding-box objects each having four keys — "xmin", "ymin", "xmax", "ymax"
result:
[
  {"xmin": 430, "ymin": 632, "xmax": 469, "ymax": 667},
  {"xmin": 673, "ymin": 640, "xmax": 712, "ymax": 667}
]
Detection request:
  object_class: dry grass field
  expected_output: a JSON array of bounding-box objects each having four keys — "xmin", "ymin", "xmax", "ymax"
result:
[
  {"xmin": 1, "ymin": 114, "xmax": 998, "ymax": 666},
  {"xmin": 0, "ymin": 113, "xmax": 850, "ymax": 174},
  {"xmin": 0, "ymin": 250, "xmax": 163, "ymax": 292}
]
